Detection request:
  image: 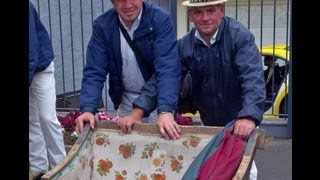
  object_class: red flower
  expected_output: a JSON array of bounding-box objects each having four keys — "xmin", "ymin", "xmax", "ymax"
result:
[
  {"xmin": 176, "ymin": 113, "xmax": 193, "ymax": 126},
  {"xmin": 57, "ymin": 111, "xmax": 81, "ymax": 131}
]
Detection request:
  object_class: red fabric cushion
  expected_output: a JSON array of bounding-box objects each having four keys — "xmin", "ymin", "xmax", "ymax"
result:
[{"xmin": 196, "ymin": 131, "xmax": 245, "ymax": 180}]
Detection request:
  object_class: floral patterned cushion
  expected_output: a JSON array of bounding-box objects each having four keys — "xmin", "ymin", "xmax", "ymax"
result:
[{"xmin": 48, "ymin": 122, "xmax": 222, "ymax": 180}]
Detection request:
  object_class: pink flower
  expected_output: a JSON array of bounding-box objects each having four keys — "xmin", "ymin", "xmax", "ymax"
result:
[{"xmin": 96, "ymin": 110, "xmax": 119, "ymax": 122}]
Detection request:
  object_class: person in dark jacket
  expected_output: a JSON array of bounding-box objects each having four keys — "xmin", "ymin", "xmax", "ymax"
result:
[
  {"xmin": 75, "ymin": 0, "xmax": 182, "ymax": 140},
  {"xmin": 29, "ymin": 2, "xmax": 66, "ymax": 179},
  {"xmin": 121, "ymin": 0, "xmax": 266, "ymax": 141},
  {"xmin": 264, "ymin": 55, "xmax": 283, "ymax": 99}
]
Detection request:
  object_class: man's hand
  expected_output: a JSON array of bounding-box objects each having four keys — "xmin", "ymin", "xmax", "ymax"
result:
[
  {"xmin": 117, "ymin": 108, "xmax": 143, "ymax": 134},
  {"xmin": 157, "ymin": 112, "xmax": 181, "ymax": 140},
  {"xmin": 231, "ymin": 118, "xmax": 256, "ymax": 140},
  {"xmin": 75, "ymin": 112, "xmax": 95, "ymax": 135}
]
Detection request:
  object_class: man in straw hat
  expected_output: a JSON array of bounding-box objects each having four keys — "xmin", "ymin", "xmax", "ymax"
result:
[{"xmin": 177, "ymin": 0, "xmax": 265, "ymax": 137}]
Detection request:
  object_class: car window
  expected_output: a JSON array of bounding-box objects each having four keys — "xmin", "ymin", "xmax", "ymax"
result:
[
  {"xmin": 275, "ymin": 58, "xmax": 287, "ymax": 68},
  {"xmin": 261, "ymin": 54, "xmax": 288, "ymax": 109},
  {"xmin": 260, "ymin": 47, "xmax": 290, "ymax": 118},
  {"xmin": 261, "ymin": 55, "xmax": 287, "ymax": 70}
]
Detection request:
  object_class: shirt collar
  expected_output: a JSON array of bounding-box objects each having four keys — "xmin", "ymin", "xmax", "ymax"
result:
[{"xmin": 195, "ymin": 28, "xmax": 219, "ymax": 47}]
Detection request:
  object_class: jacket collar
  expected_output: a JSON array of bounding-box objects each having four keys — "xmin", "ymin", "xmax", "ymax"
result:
[
  {"xmin": 133, "ymin": 2, "xmax": 154, "ymax": 40},
  {"xmin": 215, "ymin": 17, "xmax": 225, "ymax": 42}
]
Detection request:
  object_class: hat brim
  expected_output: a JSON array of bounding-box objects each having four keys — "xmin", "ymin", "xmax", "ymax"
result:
[{"xmin": 182, "ymin": 0, "xmax": 228, "ymax": 7}]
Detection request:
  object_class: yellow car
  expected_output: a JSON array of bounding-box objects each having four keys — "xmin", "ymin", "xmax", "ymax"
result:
[{"xmin": 260, "ymin": 44, "xmax": 290, "ymax": 119}]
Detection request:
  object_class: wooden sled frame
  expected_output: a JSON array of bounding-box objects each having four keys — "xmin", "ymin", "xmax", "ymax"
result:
[{"xmin": 42, "ymin": 121, "xmax": 264, "ymax": 180}]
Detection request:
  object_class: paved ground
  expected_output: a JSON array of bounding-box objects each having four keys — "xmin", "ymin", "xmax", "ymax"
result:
[{"xmin": 254, "ymin": 136, "xmax": 292, "ymax": 180}]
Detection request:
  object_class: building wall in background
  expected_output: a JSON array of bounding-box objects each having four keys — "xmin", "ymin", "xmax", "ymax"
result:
[{"xmin": 177, "ymin": 0, "xmax": 291, "ymax": 48}]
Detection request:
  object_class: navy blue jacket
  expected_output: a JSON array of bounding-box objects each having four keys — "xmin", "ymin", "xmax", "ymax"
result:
[
  {"xmin": 134, "ymin": 16, "xmax": 266, "ymax": 126},
  {"xmin": 29, "ymin": 2, "xmax": 54, "ymax": 86},
  {"xmin": 80, "ymin": 2, "xmax": 181, "ymax": 114}
]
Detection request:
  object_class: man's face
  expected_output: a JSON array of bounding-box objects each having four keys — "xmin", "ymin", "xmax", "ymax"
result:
[
  {"xmin": 188, "ymin": 4, "xmax": 224, "ymax": 37},
  {"xmin": 112, "ymin": 0, "xmax": 143, "ymax": 27}
]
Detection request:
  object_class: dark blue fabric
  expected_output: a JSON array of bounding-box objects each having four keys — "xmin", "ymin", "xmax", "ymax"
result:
[
  {"xmin": 29, "ymin": 2, "xmax": 54, "ymax": 86},
  {"xmin": 80, "ymin": 2, "xmax": 180, "ymax": 114}
]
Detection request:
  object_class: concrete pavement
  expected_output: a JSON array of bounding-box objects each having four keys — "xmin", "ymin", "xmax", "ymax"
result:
[{"xmin": 255, "ymin": 136, "xmax": 292, "ymax": 180}]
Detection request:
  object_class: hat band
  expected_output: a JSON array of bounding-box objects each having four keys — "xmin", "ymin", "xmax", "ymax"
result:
[{"xmin": 189, "ymin": 0, "xmax": 216, "ymax": 3}]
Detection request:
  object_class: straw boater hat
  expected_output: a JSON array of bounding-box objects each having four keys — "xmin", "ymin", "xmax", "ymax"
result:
[{"xmin": 182, "ymin": 0, "xmax": 228, "ymax": 7}]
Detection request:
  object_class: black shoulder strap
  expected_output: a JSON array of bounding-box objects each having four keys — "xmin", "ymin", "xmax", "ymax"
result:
[
  {"xmin": 117, "ymin": 19, "xmax": 153, "ymax": 73},
  {"xmin": 180, "ymin": 28, "xmax": 196, "ymax": 71},
  {"xmin": 178, "ymin": 28, "xmax": 196, "ymax": 99}
]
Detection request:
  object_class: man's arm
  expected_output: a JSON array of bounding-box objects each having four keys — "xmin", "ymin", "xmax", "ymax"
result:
[
  {"xmin": 133, "ymin": 74, "xmax": 157, "ymax": 117},
  {"xmin": 29, "ymin": 3, "xmax": 39, "ymax": 86},
  {"xmin": 152, "ymin": 13, "xmax": 181, "ymax": 114},
  {"xmin": 77, "ymin": 21, "xmax": 109, "ymax": 134},
  {"xmin": 117, "ymin": 74, "xmax": 158, "ymax": 134},
  {"xmin": 151, "ymin": 11, "xmax": 181, "ymax": 140},
  {"xmin": 234, "ymin": 31, "xmax": 266, "ymax": 126},
  {"xmin": 80, "ymin": 21, "xmax": 109, "ymax": 115},
  {"xmin": 232, "ymin": 28, "xmax": 266, "ymax": 140}
]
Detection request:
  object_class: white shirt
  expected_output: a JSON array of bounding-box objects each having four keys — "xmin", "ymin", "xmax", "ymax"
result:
[
  {"xmin": 195, "ymin": 28, "xmax": 219, "ymax": 47},
  {"xmin": 117, "ymin": 8, "xmax": 158, "ymax": 123},
  {"xmin": 119, "ymin": 9, "xmax": 145, "ymax": 93}
]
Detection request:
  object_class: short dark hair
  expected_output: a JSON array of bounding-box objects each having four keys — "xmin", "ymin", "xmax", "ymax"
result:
[{"xmin": 264, "ymin": 55, "xmax": 273, "ymax": 61}]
